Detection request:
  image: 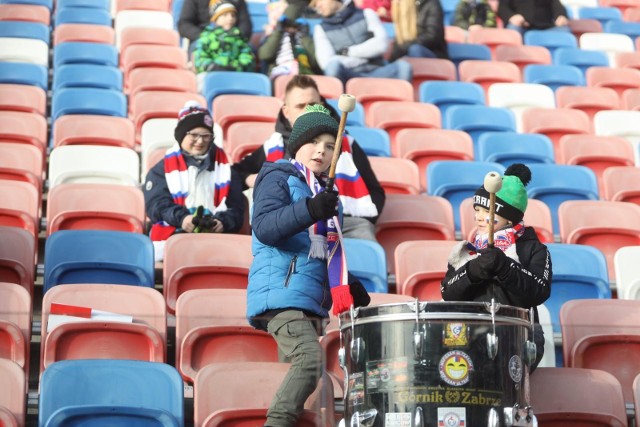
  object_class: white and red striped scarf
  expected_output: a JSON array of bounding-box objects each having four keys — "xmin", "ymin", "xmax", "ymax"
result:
[
  {"xmin": 474, "ymin": 221, "xmax": 526, "ymax": 262},
  {"xmin": 150, "ymin": 143, "xmax": 231, "ymax": 244},
  {"xmin": 265, "ymin": 133, "xmax": 378, "ymax": 218}
]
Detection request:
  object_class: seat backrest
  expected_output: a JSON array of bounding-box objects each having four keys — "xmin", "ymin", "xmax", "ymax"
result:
[
  {"xmin": 0, "ymin": 142, "xmax": 44, "ymax": 185},
  {"xmin": 555, "ymin": 86, "xmax": 620, "ymax": 122},
  {"xmin": 53, "ymin": 63, "xmax": 123, "ymax": 92},
  {"xmin": 53, "ymin": 23, "xmax": 115, "ymax": 45},
  {"xmin": 212, "ymin": 94, "xmax": 282, "ymax": 137},
  {"xmin": 0, "ymin": 3, "xmax": 50, "ymax": 24},
  {"xmin": 494, "ymin": 44, "xmax": 552, "ymax": 71},
  {"xmin": 51, "ymin": 87, "xmax": 127, "ymax": 121},
  {"xmin": 225, "ymin": 120, "xmax": 275, "ymax": 163},
  {"xmin": 0, "ymin": 37, "xmax": 48, "ymax": 66},
  {"xmin": 0, "ymin": 62, "xmax": 47, "ymax": 90},
  {"xmin": 443, "ymin": 105, "xmax": 517, "ymax": 148},
  {"xmin": 368, "ymin": 157, "xmax": 421, "ymax": 195},
  {"xmin": 477, "ymin": 131, "xmax": 555, "ymax": 166},
  {"xmin": 0, "ymin": 359, "xmax": 25, "ymax": 427},
  {"xmin": 43, "ymin": 230, "xmax": 155, "ymax": 293},
  {"xmin": 487, "ymin": 83, "xmax": 556, "ymax": 131},
  {"xmin": 365, "ymin": 101, "xmax": 441, "ymax": 138},
  {"xmin": 113, "ymin": 10, "xmax": 174, "ymax": 48},
  {"xmin": 458, "ymin": 59, "xmax": 522, "ymax": 94},
  {"xmin": 0, "ymin": 282, "xmax": 31, "ymax": 374},
  {"xmin": 0, "ymin": 110, "xmax": 47, "ymax": 153},
  {"xmin": 343, "ymin": 238, "xmax": 388, "ymax": 293},
  {"xmin": 446, "ymin": 42, "xmax": 492, "ymax": 67},
  {"xmin": 586, "ymin": 66, "xmax": 640, "ymax": 96},
  {"xmin": 523, "ymin": 64, "xmax": 585, "ymax": 91},
  {"xmin": 0, "ymin": 83, "xmax": 46, "ymax": 115},
  {"xmin": 521, "ymin": 107, "xmax": 591, "ymax": 153},
  {"xmin": 579, "ymin": 32, "xmax": 635, "ymax": 64},
  {"xmin": 602, "ymin": 166, "xmax": 640, "ymax": 204},
  {"xmin": 0, "ymin": 180, "xmax": 39, "ymax": 239},
  {"xmin": 39, "ymin": 359, "xmax": 183, "ymax": 426},
  {"xmin": 203, "ymin": 71, "xmax": 271, "ymax": 109},
  {"xmin": 53, "ymin": 41, "xmax": 118, "ymax": 68},
  {"xmin": 552, "ymin": 46, "xmax": 609, "ymax": 75},
  {"xmin": 345, "ymin": 77, "xmax": 414, "ymax": 112},
  {"xmin": 535, "ymin": 303, "xmax": 556, "ymax": 367},
  {"xmin": 52, "ymin": 114, "xmax": 135, "ymax": 149},
  {"xmin": 467, "ymin": 27, "xmax": 523, "ymax": 58},
  {"xmin": 0, "ymin": 227, "xmax": 35, "ymax": 295},
  {"xmin": 614, "ymin": 246, "xmax": 640, "ymax": 299},
  {"xmin": 524, "ymin": 29, "xmax": 578, "ymax": 52},
  {"xmin": 345, "ymin": 126, "xmax": 391, "ymax": 157},
  {"xmin": 127, "ymin": 67, "xmax": 196, "ymax": 98},
  {"xmin": 418, "ymin": 80, "xmax": 485, "ymax": 118}
]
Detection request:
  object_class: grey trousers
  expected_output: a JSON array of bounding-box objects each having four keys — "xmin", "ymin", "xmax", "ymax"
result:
[
  {"xmin": 342, "ymin": 216, "xmax": 377, "ymax": 242},
  {"xmin": 266, "ymin": 310, "xmax": 323, "ymax": 427}
]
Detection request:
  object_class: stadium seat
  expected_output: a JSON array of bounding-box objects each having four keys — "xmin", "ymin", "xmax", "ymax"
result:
[
  {"xmin": 212, "ymin": 94, "xmax": 282, "ymax": 139},
  {"xmin": 54, "ymin": 6, "xmax": 112, "ymax": 26},
  {"xmin": 530, "ymin": 367, "xmax": 628, "ymax": 426},
  {"xmin": 568, "ymin": 17, "xmax": 603, "ymax": 38},
  {"xmin": 458, "ymin": 60, "xmax": 522, "ymax": 95},
  {"xmin": 586, "ymin": 66, "xmax": 640, "ymax": 97},
  {"xmin": 615, "ymin": 51, "xmax": 640, "ymax": 73},
  {"xmin": 443, "ymin": 105, "xmax": 517, "ymax": 154},
  {"xmin": 622, "ymin": 88, "xmax": 640, "ymax": 110},
  {"xmin": 546, "ymin": 243, "xmax": 610, "ymax": 333},
  {"xmin": 344, "ymin": 126, "xmax": 391, "ymax": 157},
  {"xmin": 477, "ymin": 131, "xmax": 555, "ymax": 166},
  {"xmin": 345, "ymin": 77, "xmax": 415, "ymax": 117},
  {"xmin": 121, "ymin": 45, "xmax": 187, "ymax": 88},
  {"xmin": 366, "ymin": 101, "xmax": 441, "ymax": 144},
  {"xmin": 46, "ymin": 183, "xmax": 145, "ymax": 235},
  {"xmin": 554, "ymin": 86, "xmax": 619, "ymax": 124},
  {"xmin": 39, "ymin": 359, "xmax": 183, "ymax": 426},
  {"xmin": 494, "ymin": 44, "xmax": 552, "ymax": 73},
  {"xmin": 0, "ymin": 20, "xmax": 48, "ymax": 43},
  {"xmin": 523, "ymin": 64, "xmax": 585, "ymax": 91},
  {"xmin": 43, "ymin": 230, "xmax": 155, "ymax": 293},
  {"xmin": 194, "ymin": 362, "xmax": 333, "ymax": 427},
  {"xmin": 175, "ymin": 289, "xmax": 278, "ymax": 383},
  {"xmin": 418, "ymin": 80, "xmax": 485, "ymax": 118},
  {"xmin": 579, "ymin": 32, "xmax": 634, "ymax": 65},
  {"xmin": 557, "ymin": 135, "xmax": 634, "ymax": 195},
  {"xmin": 394, "ymin": 240, "xmax": 457, "ymax": 300},
  {"xmin": 427, "ymin": 160, "xmax": 505, "ymax": 230},
  {"xmin": 52, "ymin": 114, "xmax": 135, "ymax": 149},
  {"xmin": 375, "ymin": 194, "xmax": 455, "ymax": 274},
  {"xmin": 395, "ymin": 128, "xmax": 474, "ymax": 192},
  {"xmin": 202, "ymin": 71, "xmax": 271, "ymax": 110},
  {"xmin": 163, "ymin": 233, "xmax": 253, "ymax": 314},
  {"xmin": 53, "ymin": 64, "xmax": 122, "ymax": 91},
  {"xmin": 605, "ymin": 20, "xmax": 640, "ymax": 42},
  {"xmin": 521, "ymin": 107, "xmax": 591, "ymax": 155},
  {"xmin": 487, "ymin": 83, "xmax": 556, "ymax": 132},
  {"xmin": 56, "ymin": 0, "xmax": 109, "ymax": 8},
  {"xmin": 113, "ymin": 10, "xmax": 174, "ymax": 48},
  {"xmin": 600, "ymin": 0, "xmax": 640, "ymax": 15},
  {"xmin": 523, "ymin": 29, "xmax": 578, "ymax": 56},
  {"xmin": 560, "ymin": 298, "xmax": 640, "ymax": 405},
  {"xmin": 0, "ymin": 0, "xmax": 53, "ymax": 10},
  {"xmin": 0, "ymin": 140, "xmax": 43, "ymax": 197},
  {"xmin": 579, "ymin": 5, "xmax": 623, "ymax": 26},
  {"xmin": 593, "ymin": 110, "xmax": 640, "ymax": 165},
  {"xmin": 625, "ymin": 6, "xmax": 640, "ymax": 20},
  {"xmin": 559, "ymin": 200, "xmax": 640, "ymax": 280},
  {"xmin": 444, "ymin": 25, "xmax": 466, "ymax": 43},
  {"xmin": 536, "ymin": 303, "xmax": 557, "ymax": 367},
  {"xmin": 446, "ymin": 42, "xmax": 492, "ymax": 68},
  {"xmin": 0, "ymin": 359, "xmax": 25, "ymax": 427},
  {"xmin": 119, "ymin": 26, "xmax": 179, "ymax": 63},
  {"xmin": 53, "ymin": 41, "xmax": 118, "ymax": 68},
  {"xmin": 343, "ymin": 238, "xmax": 388, "ymax": 293},
  {"xmin": 0, "ymin": 62, "xmax": 47, "ymax": 90},
  {"xmin": 467, "ymin": 27, "xmax": 523, "ymax": 59},
  {"xmin": 0, "ymin": 3, "xmax": 50, "ymax": 24},
  {"xmin": 614, "ymin": 246, "xmax": 640, "ymax": 299},
  {"xmin": 552, "ymin": 46, "xmax": 609, "ymax": 76},
  {"xmin": 51, "ymin": 87, "xmax": 127, "ymax": 121},
  {"xmin": 48, "ymin": 145, "xmax": 140, "ymax": 188},
  {"xmin": 225, "ymin": 121, "xmax": 274, "ymax": 163},
  {"xmin": 273, "ymin": 74, "xmax": 343, "ymax": 100},
  {"xmin": 602, "ymin": 166, "xmax": 640, "ymax": 204},
  {"xmin": 0, "ymin": 226, "xmax": 35, "ymax": 295},
  {"xmin": 0, "ymin": 83, "xmax": 46, "ymax": 115},
  {"xmin": 400, "ymin": 57, "xmax": 457, "ymax": 97},
  {"xmin": 140, "ymin": 118, "xmax": 178, "ymax": 179},
  {"xmin": 0, "ymin": 282, "xmax": 31, "ymax": 372},
  {"xmin": 53, "ymin": 23, "xmax": 115, "ymax": 45},
  {"xmin": 368, "ymin": 157, "xmax": 421, "ymax": 195},
  {"xmin": 115, "ymin": 0, "xmax": 171, "ymax": 12},
  {"xmin": 325, "ymin": 97, "xmax": 365, "ymax": 127},
  {"xmin": 0, "ymin": 180, "xmax": 39, "ymax": 241},
  {"xmin": 0, "ymin": 37, "xmax": 47, "ymax": 65}
]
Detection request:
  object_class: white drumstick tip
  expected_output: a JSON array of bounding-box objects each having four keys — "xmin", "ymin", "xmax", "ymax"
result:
[
  {"xmin": 484, "ymin": 171, "xmax": 503, "ymax": 194},
  {"xmin": 337, "ymin": 94, "xmax": 356, "ymax": 113}
]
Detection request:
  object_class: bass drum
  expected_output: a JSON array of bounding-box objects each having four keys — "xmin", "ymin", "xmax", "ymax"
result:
[{"xmin": 338, "ymin": 301, "xmax": 536, "ymax": 427}]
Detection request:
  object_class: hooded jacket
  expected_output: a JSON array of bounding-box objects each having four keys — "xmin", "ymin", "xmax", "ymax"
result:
[
  {"xmin": 497, "ymin": 0, "xmax": 568, "ymax": 30},
  {"xmin": 390, "ymin": 0, "xmax": 448, "ymax": 60}
]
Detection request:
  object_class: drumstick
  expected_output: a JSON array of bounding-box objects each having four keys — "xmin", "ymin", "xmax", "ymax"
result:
[
  {"xmin": 326, "ymin": 94, "xmax": 356, "ymax": 190},
  {"xmin": 483, "ymin": 171, "xmax": 503, "ymax": 248}
]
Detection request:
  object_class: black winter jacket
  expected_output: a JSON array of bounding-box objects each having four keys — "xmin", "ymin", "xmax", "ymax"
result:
[
  {"xmin": 178, "ymin": 0, "xmax": 252, "ymax": 43},
  {"xmin": 497, "ymin": 0, "xmax": 568, "ymax": 30},
  {"xmin": 390, "ymin": 0, "xmax": 448, "ymax": 60}
]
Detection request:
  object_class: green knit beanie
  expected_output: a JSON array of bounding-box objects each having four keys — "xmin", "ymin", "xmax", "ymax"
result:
[
  {"xmin": 473, "ymin": 163, "xmax": 531, "ymax": 223},
  {"xmin": 288, "ymin": 104, "xmax": 339, "ymax": 157}
]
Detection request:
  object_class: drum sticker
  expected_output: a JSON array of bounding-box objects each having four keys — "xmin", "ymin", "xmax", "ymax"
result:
[
  {"xmin": 443, "ymin": 323, "xmax": 468, "ymax": 347},
  {"xmin": 367, "ymin": 357, "xmax": 409, "ymax": 392},
  {"xmin": 508, "ymin": 355, "xmax": 523, "ymax": 383},
  {"xmin": 439, "ymin": 350, "xmax": 474, "ymax": 386},
  {"xmin": 437, "ymin": 407, "xmax": 466, "ymax": 427},
  {"xmin": 384, "ymin": 412, "xmax": 412, "ymax": 427},
  {"xmin": 347, "ymin": 372, "xmax": 365, "ymax": 406}
]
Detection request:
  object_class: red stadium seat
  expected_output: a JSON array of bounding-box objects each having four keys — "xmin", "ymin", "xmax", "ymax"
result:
[
  {"xmin": 444, "ymin": 25, "xmax": 466, "ymax": 43},
  {"xmin": 602, "ymin": 166, "xmax": 640, "ymax": 204},
  {"xmin": 366, "ymin": 101, "xmax": 441, "ymax": 144},
  {"xmin": 401, "ymin": 57, "xmax": 457, "ymax": 98},
  {"xmin": 115, "ymin": 0, "xmax": 171, "ymax": 12},
  {"xmin": 0, "ymin": 4, "xmax": 49, "ymax": 24},
  {"xmin": 621, "ymin": 87, "xmax": 640, "ymax": 110},
  {"xmin": 625, "ymin": 6, "xmax": 640, "ymax": 20},
  {"xmin": 0, "ymin": 142, "xmax": 44, "ymax": 198},
  {"xmin": 458, "ymin": 59, "xmax": 522, "ymax": 95},
  {"xmin": 555, "ymin": 86, "xmax": 620, "ymax": 125},
  {"xmin": 53, "ymin": 23, "xmax": 115, "ymax": 45},
  {"xmin": 0, "ymin": 111, "xmax": 47, "ymax": 156},
  {"xmin": 0, "ymin": 282, "xmax": 31, "ymax": 375},
  {"xmin": 225, "ymin": 121, "xmax": 274, "ymax": 163},
  {"xmin": 53, "ymin": 114, "xmax": 135, "ymax": 149},
  {"xmin": 273, "ymin": 74, "xmax": 343, "ymax": 100},
  {"xmin": 0, "ymin": 359, "xmax": 25, "ymax": 427},
  {"xmin": 119, "ymin": 27, "xmax": 179, "ymax": 67},
  {"xmin": 467, "ymin": 27, "xmax": 523, "ymax": 59},
  {"xmin": 368, "ymin": 157, "xmax": 421, "ymax": 195},
  {"xmin": 494, "ymin": 44, "xmax": 552, "ymax": 72},
  {"xmin": 212, "ymin": 94, "xmax": 282, "ymax": 138},
  {"xmin": 521, "ymin": 107, "xmax": 591, "ymax": 156},
  {"xmin": 586, "ymin": 66, "xmax": 640, "ymax": 97},
  {"xmin": 568, "ymin": 18, "xmax": 603, "ymax": 38},
  {"xmin": 0, "ymin": 181, "xmax": 39, "ymax": 242},
  {"xmin": 0, "ymin": 84, "xmax": 46, "ymax": 116},
  {"xmin": 121, "ymin": 45, "xmax": 187, "ymax": 90},
  {"xmin": 0, "ymin": 227, "xmax": 35, "ymax": 296},
  {"xmin": 127, "ymin": 67, "xmax": 197, "ymax": 98},
  {"xmin": 346, "ymin": 77, "xmax": 414, "ymax": 120}
]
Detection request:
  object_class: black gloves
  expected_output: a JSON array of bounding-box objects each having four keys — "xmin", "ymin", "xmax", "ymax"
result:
[
  {"xmin": 349, "ymin": 278, "xmax": 371, "ymax": 308},
  {"xmin": 192, "ymin": 206, "xmax": 219, "ymax": 233},
  {"xmin": 466, "ymin": 247, "xmax": 510, "ymax": 282},
  {"xmin": 307, "ymin": 190, "xmax": 339, "ymax": 221}
]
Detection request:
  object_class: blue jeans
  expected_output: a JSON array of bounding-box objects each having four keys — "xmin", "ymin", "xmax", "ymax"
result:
[
  {"xmin": 323, "ymin": 58, "xmax": 413, "ymax": 84},
  {"xmin": 406, "ymin": 43, "xmax": 437, "ymax": 58},
  {"xmin": 506, "ymin": 23, "xmax": 571, "ymax": 36}
]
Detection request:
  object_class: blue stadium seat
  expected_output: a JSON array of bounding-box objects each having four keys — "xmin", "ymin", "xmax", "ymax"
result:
[
  {"xmin": 578, "ymin": 6, "xmax": 623, "ymax": 27},
  {"xmin": 326, "ymin": 97, "xmax": 366, "ymax": 126},
  {"xmin": 447, "ymin": 42, "xmax": 492, "ymax": 68},
  {"xmin": 345, "ymin": 126, "xmax": 391, "ymax": 157},
  {"xmin": 440, "ymin": 0, "xmax": 457, "ymax": 25},
  {"xmin": 523, "ymin": 64, "xmax": 585, "ymax": 91},
  {"xmin": 54, "ymin": 6, "xmax": 112, "ymax": 26},
  {"xmin": 527, "ymin": 164, "xmax": 599, "ymax": 233},
  {"xmin": 477, "ymin": 132, "xmax": 555, "ymax": 166},
  {"xmin": 0, "ymin": 21, "xmax": 49, "ymax": 43},
  {"xmin": 552, "ymin": 47, "xmax": 609, "ymax": 76},
  {"xmin": 604, "ymin": 20, "xmax": 640, "ymax": 39},
  {"xmin": 203, "ymin": 71, "xmax": 271, "ymax": 110},
  {"xmin": 39, "ymin": 360, "xmax": 184, "ymax": 427},
  {"xmin": 0, "ymin": 62, "xmax": 47, "ymax": 90},
  {"xmin": 546, "ymin": 243, "xmax": 610, "ymax": 333},
  {"xmin": 51, "ymin": 87, "xmax": 127, "ymax": 120},
  {"xmin": 523, "ymin": 30, "xmax": 578, "ymax": 56},
  {"xmin": 43, "ymin": 230, "xmax": 155, "ymax": 293},
  {"xmin": 57, "ymin": 0, "xmax": 109, "ymax": 8},
  {"xmin": 344, "ymin": 238, "xmax": 388, "ymax": 293},
  {"xmin": 53, "ymin": 64, "xmax": 123, "ymax": 91},
  {"xmin": 172, "ymin": 0, "xmax": 183, "ymax": 29},
  {"xmin": 0, "ymin": 0, "xmax": 52, "ymax": 10},
  {"xmin": 427, "ymin": 160, "xmax": 505, "ymax": 230},
  {"xmin": 418, "ymin": 81, "xmax": 485, "ymax": 117},
  {"xmin": 54, "ymin": 41, "xmax": 118, "ymax": 68}
]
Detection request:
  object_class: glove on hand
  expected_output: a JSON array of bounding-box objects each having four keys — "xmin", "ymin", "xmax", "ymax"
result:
[
  {"xmin": 349, "ymin": 278, "xmax": 371, "ymax": 308},
  {"xmin": 307, "ymin": 190, "xmax": 339, "ymax": 221},
  {"xmin": 466, "ymin": 247, "xmax": 509, "ymax": 282}
]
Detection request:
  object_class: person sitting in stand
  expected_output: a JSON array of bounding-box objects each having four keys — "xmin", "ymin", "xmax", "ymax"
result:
[
  {"xmin": 441, "ymin": 163, "xmax": 551, "ymax": 371},
  {"xmin": 453, "ymin": 0, "xmax": 497, "ymax": 31},
  {"xmin": 389, "ymin": 0, "xmax": 448, "ymax": 60},
  {"xmin": 498, "ymin": 0, "xmax": 569, "ymax": 35}
]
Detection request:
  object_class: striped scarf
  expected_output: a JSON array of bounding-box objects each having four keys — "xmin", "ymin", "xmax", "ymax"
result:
[
  {"xmin": 150, "ymin": 143, "xmax": 231, "ymax": 243},
  {"xmin": 265, "ymin": 133, "xmax": 378, "ymax": 218},
  {"xmin": 290, "ymin": 159, "xmax": 352, "ymax": 315},
  {"xmin": 474, "ymin": 221, "xmax": 525, "ymax": 262}
]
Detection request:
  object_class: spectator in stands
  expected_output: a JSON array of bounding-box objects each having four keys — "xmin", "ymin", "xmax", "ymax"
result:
[
  {"xmin": 192, "ymin": 0, "xmax": 256, "ymax": 73},
  {"xmin": 178, "ymin": 0, "xmax": 252, "ymax": 51},
  {"xmin": 312, "ymin": 0, "xmax": 412, "ymax": 84},
  {"xmin": 258, "ymin": 15, "xmax": 320, "ymax": 79},
  {"xmin": 232, "ymin": 75, "xmax": 385, "ymax": 242},
  {"xmin": 355, "ymin": 0, "xmax": 392, "ymax": 22},
  {"xmin": 441, "ymin": 163, "xmax": 551, "ymax": 371},
  {"xmin": 247, "ymin": 104, "xmax": 368, "ymax": 427},
  {"xmin": 453, "ymin": 0, "xmax": 497, "ymax": 31},
  {"xmin": 498, "ymin": 0, "xmax": 569, "ymax": 35},
  {"xmin": 389, "ymin": 0, "xmax": 448, "ymax": 60},
  {"xmin": 144, "ymin": 101, "xmax": 245, "ymax": 261}
]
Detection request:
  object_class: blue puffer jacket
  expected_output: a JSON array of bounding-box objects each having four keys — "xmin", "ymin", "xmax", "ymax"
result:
[{"xmin": 247, "ymin": 160, "xmax": 340, "ymax": 328}]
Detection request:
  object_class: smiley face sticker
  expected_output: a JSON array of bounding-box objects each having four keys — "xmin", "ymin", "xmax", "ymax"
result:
[{"xmin": 439, "ymin": 350, "xmax": 474, "ymax": 386}]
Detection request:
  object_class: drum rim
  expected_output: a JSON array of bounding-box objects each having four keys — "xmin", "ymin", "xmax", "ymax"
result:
[{"xmin": 338, "ymin": 311, "xmax": 532, "ymax": 330}]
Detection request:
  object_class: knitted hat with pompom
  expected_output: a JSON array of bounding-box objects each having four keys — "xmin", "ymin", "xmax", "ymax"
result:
[
  {"xmin": 288, "ymin": 104, "xmax": 339, "ymax": 157},
  {"xmin": 174, "ymin": 101, "xmax": 214, "ymax": 143},
  {"xmin": 473, "ymin": 163, "xmax": 532, "ymax": 223}
]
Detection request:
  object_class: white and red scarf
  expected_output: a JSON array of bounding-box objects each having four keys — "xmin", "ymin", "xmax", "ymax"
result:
[
  {"xmin": 150, "ymin": 143, "xmax": 231, "ymax": 251},
  {"xmin": 448, "ymin": 222, "xmax": 526, "ymax": 270},
  {"xmin": 291, "ymin": 159, "xmax": 352, "ymax": 315},
  {"xmin": 265, "ymin": 133, "xmax": 378, "ymax": 218}
]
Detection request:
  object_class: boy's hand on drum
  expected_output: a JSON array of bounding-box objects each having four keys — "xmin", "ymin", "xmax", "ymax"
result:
[{"xmin": 467, "ymin": 247, "xmax": 509, "ymax": 282}]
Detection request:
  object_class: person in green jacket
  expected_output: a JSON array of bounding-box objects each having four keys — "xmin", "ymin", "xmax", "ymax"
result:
[
  {"xmin": 453, "ymin": 0, "xmax": 497, "ymax": 31},
  {"xmin": 192, "ymin": 0, "xmax": 256, "ymax": 73}
]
